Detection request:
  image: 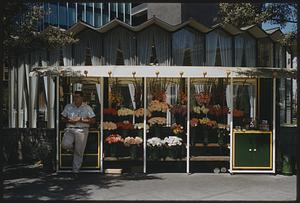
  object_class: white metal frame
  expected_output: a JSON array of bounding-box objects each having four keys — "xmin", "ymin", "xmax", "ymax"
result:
[{"xmin": 47, "ymin": 66, "xmax": 288, "ymax": 174}]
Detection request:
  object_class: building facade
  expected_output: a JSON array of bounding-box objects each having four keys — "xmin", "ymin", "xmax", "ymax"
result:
[
  {"xmin": 39, "ymin": 2, "xmax": 131, "ymax": 30},
  {"xmin": 131, "ymin": 3, "xmax": 218, "ymax": 26}
]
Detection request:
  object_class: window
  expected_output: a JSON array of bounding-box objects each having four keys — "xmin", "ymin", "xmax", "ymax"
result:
[
  {"xmin": 118, "ymin": 3, "xmax": 124, "ymax": 21},
  {"xmin": 49, "ymin": 3, "xmax": 58, "ymax": 26},
  {"xmin": 68, "ymin": 3, "xmax": 76, "ymax": 27},
  {"xmin": 103, "ymin": 3, "xmax": 109, "ymax": 24},
  {"xmin": 59, "ymin": 3, "xmax": 67, "ymax": 28},
  {"xmin": 183, "ymin": 49, "xmax": 192, "ymax": 66},
  {"xmin": 257, "ymin": 38, "xmax": 273, "ymax": 67},
  {"xmin": 86, "ymin": 6, "xmax": 93, "ymax": 25},
  {"xmin": 110, "ymin": 3, "xmax": 116, "ymax": 19},
  {"xmin": 85, "ymin": 48, "xmax": 92, "ymax": 66},
  {"xmin": 116, "ymin": 49, "xmax": 125, "ymax": 65},
  {"xmin": 149, "ymin": 43, "xmax": 158, "ymax": 65},
  {"xmin": 77, "ymin": 3, "xmax": 85, "ymax": 21}
]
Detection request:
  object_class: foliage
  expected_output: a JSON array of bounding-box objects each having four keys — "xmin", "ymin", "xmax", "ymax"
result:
[
  {"xmin": 217, "ymin": 3, "xmax": 297, "ymax": 54},
  {"xmin": 3, "ymin": 2, "xmax": 77, "ymax": 59}
]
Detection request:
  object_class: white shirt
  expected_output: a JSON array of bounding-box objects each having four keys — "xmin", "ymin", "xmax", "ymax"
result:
[{"xmin": 61, "ymin": 103, "xmax": 95, "ymax": 128}]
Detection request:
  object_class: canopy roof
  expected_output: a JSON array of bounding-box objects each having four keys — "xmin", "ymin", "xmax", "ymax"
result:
[
  {"xmin": 66, "ymin": 17, "xmax": 285, "ymax": 41},
  {"xmin": 30, "ymin": 66, "xmax": 296, "ymax": 79}
]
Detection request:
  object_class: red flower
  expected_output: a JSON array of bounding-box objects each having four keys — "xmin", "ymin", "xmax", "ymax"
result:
[{"xmin": 103, "ymin": 108, "xmax": 117, "ymax": 115}]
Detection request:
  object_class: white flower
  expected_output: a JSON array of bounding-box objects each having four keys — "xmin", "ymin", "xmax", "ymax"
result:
[
  {"xmin": 117, "ymin": 108, "xmax": 134, "ymax": 116},
  {"xmin": 147, "ymin": 137, "xmax": 165, "ymax": 147},
  {"xmin": 134, "ymin": 123, "xmax": 150, "ymax": 130},
  {"xmin": 164, "ymin": 136, "xmax": 183, "ymax": 146}
]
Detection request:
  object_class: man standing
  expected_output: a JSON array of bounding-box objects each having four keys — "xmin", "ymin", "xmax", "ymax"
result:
[{"xmin": 61, "ymin": 91, "xmax": 96, "ymax": 179}]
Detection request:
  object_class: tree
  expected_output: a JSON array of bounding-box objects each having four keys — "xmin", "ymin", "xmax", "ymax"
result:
[
  {"xmin": 216, "ymin": 3, "xmax": 297, "ymax": 54},
  {"xmin": 3, "ymin": 2, "xmax": 77, "ymax": 62}
]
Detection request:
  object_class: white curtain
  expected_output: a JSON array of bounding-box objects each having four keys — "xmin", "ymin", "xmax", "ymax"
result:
[
  {"xmin": 153, "ymin": 26, "xmax": 171, "ymax": 66},
  {"xmin": 172, "ymin": 28, "xmax": 204, "ymax": 66},
  {"xmin": 89, "ymin": 32, "xmax": 103, "ymax": 65},
  {"xmin": 235, "ymin": 35, "xmax": 244, "ymax": 67},
  {"xmin": 47, "ymin": 77, "xmax": 55, "ymax": 128},
  {"xmin": 104, "ymin": 27, "xmax": 135, "ymax": 65},
  {"xmin": 248, "ymin": 85, "xmax": 255, "ymax": 119},
  {"xmin": 96, "ymin": 83, "xmax": 101, "ymax": 104},
  {"xmin": 9, "ymin": 61, "xmax": 17, "ymax": 127},
  {"xmin": 219, "ymin": 30, "xmax": 232, "ymax": 67},
  {"xmin": 244, "ymin": 35, "xmax": 256, "ymax": 67},
  {"xmin": 63, "ymin": 45, "xmax": 72, "ymax": 66},
  {"xmin": 18, "ymin": 56, "xmax": 25, "ymax": 127},
  {"xmin": 166, "ymin": 84, "xmax": 172, "ymax": 126},
  {"xmin": 137, "ymin": 26, "xmax": 171, "ymax": 66},
  {"xmin": 128, "ymin": 83, "xmax": 136, "ymax": 109},
  {"xmin": 49, "ymin": 48, "xmax": 60, "ymax": 66},
  {"xmin": 206, "ymin": 31, "xmax": 218, "ymax": 66}
]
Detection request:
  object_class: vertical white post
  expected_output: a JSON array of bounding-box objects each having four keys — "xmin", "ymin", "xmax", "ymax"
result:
[
  {"xmin": 186, "ymin": 77, "xmax": 190, "ymax": 174},
  {"xmin": 100, "ymin": 77, "xmax": 104, "ymax": 173},
  {"xmin": 229, "ymin": 76, "xmax": 233, "ymax": 174},
  {"xmin": 56, "ymin": 76, "xmax": 60, "ymax": 172},
  {"xmin": 143, "ymin": 77, "xmax": 147, "ymax": 173},
  {"xmin": 272, "ymin": 78, "xmax": 276, "ymax": 173},
  {"xmin": 9, "ymin": 63, "xmax": 15, "ymax": 127}
]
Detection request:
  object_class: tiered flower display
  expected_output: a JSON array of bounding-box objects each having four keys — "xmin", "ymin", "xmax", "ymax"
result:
[
  {"xmin": 148, "ymin": 117, "xmax": 167, "ymax": 127},
  {"xmin": 163, "ymin": 136, "xmax": 183, "ymax": 159},
  {"xmin": 105, "ymin": 134, "xmax": 124, "ymax": 144},
  {"xmin": 102, "ymin": 122, "xmax": 117, "ymax": 130}
]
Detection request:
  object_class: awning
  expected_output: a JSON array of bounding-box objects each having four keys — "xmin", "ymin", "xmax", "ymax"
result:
[{"xmin": 29, "ymin": 66, "xmax": 297, "ymax": 79}]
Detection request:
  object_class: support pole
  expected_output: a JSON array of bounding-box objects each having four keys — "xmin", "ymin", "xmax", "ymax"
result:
[
  {"xmin": 56, "ymin": 76, "xmax": 60, "ymax": 172},
  {"xmin": 100, "ymin": 77, "xmax": 104, "ymax": 173},
  {"xmin": 143, "ymin": 77, "xmax": 147, "ymax": 173},
  {"xmin": 272, "ymin": 77, "xmax": 276, "ymax": 173},
  {"xmin": 186, "ymin": 77, "xmax": 190, "ymax": 174},
  {"xmin": 229, "ymin": 76, "xmax": 233, "ymax": 174}
]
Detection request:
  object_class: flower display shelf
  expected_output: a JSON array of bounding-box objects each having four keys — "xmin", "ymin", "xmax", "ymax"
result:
[{"xmin": 190, "ymin": 156, "xmax": 230, "ymax": 161}]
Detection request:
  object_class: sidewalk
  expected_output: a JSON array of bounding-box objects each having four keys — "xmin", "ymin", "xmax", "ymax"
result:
[{"xmin": 3, "ymin": 166, "xmax": 296, "ymax": 201}]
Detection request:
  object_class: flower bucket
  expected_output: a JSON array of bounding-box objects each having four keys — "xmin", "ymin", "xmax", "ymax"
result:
[
  {"xmin": 135, "ymin": 116, "xmax": 144, "ymax": 123},
  {"xmin": 136, "ymin": 129, "xmax": 144, "ymax": 138},
  {"xmin": 208, "ymin": 128, "xmax": 218, "ymax": 143},
  {"xmin": 109, "ymin": 144, "xmax": 118, "ymax": 157},
  {"xmin": 190, "ymin": 127, "xmax": 197, "ymax": 146},
  {"xmin": 119, "ymin": 115, "xmax": 132, "ymax": 122},
  {"xmin": 118, "ymin": 129, "xmax": 129, "ymax": 137},
  {"xmin": 168, "ymin": 146, "xmax": 182, "ymax": 159},
  {"xmin": 148, "ymin": 147, "xmax": 160, "ymax": 161},
  {"xmin": 104, "ymin": 114, "xmax": 116, "ymax": 122},
  {"xmin": 151, "ymin": 111, "xmax": 166, "ymax": 117},
  {"xmin": 130, "ymin": 145, "xmax": 138, "ymax": 160},
  {"xmin": 151, "ymin": 125, "xmax": 162, "ymax": 138}
]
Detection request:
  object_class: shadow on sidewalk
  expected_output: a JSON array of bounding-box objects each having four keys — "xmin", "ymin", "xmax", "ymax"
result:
[{"xmin": 3, "ymin": 164, "xmax": 163, "ymax": 200}]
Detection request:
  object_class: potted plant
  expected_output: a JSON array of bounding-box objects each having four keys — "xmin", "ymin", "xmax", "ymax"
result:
[
  {"xmin": 164, "ymin": 136, "xmax": 183, "ymax": 159},
  {"xmin": 147, "ymin": 137, "xmax": 165, "ymax": 161},
  {"xmin": 105, "ymin": 134, "xmax": 124, "ymax": 158},
  {"xmin": 124, "ymin": 136, "xmax": 143, "ymax": 159}
]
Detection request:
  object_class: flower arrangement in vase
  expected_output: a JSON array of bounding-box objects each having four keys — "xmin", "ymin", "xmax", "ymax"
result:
[
  {"xmin": 134, "ymin": 108, "xmax": 151, "ymax": 123},
  {"xmin": 124, "ymin": 136, "xmax": 143, "ymax": 159},
  {"xmin": 105, "ymin": 134, "xmax": 124, "ymax": 157},
  {"xmin": 134, "ymin": 123, "xmax": 150, "ymax": 137},
  {"xmin": 148, "ymin": 100, "xmax": 170, "ymax": 117},
  {"xmin": 163, "ymin": 136, "xmax": 183, "ymax": 159},
  {"xmin": 171, "ymin": 123, "xmax": 184, "ymax": 136},
  {"xmin": 170, "ymin": 104, "xmax": 187, "ymax": 125},
  {"xmin": 117, "ymin": 107, "xmax": 134, "ymax": 121},
  {"xmin": 102, "ymin": 122, "xmax": 117, "ymax": 131},
  {"xmin": 103, "ymin": 108, "xmax": 117, "ymax": 121},
  {"xmin": 199, "ymin": 118, "xmax": 218, "ymax": 144},
  {"xmin": 147, "ymin": 137, "xmax": 165, "ymax": 160},
  {"xmin": 116, "ymin": 120, "xmax": 134, "ymax": 137}
]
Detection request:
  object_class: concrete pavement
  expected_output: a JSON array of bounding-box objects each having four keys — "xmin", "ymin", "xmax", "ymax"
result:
[{"xmin": 3, "ymin": 169, "xmax": 296, "ymax": 201}]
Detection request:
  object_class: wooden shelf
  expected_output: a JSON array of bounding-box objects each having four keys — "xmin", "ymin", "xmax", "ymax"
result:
[
  {"xmin": 190, "ymin": 156, "xmax": 230, "ymax": 161},
  {"xmin": 194, "ymin": 143, "xmax": 230, "ymax": 148},
  {"xmin": 104, "ymin": 156, "xmax": 143, "ymax": 161}
]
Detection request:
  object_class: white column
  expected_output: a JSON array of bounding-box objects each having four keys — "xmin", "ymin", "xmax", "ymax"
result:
[
  {"xmin": 229, "ymin": 77, "xmax": 233, "ymax": 174},
  {"xmin": 9, "ymin": 62, "xmax": 15, "ymax": 127},
  {"xmin": 186, "ymin": 77, "xmax": 190, "ymax": 174},
  {"xmin": 47, "ymin": 76, "xmax": 56, "ymax": 128},
  {"xmin": 143, "ymin": 77, "xmax": 147, "ymax": 173},
  {"xmin": 56, "ymin": 76, "xmax": 60, "ymax": 171},
  {"xmin": 30, "ymin": 73, "xmax": 38, "ymax": 128},
  {"xmin": 272, "ymin": 78, "xmax": 276, "ymax": 173},
  {"xmin": 100, "ymin": 77, "xmax": 104, "ymax": 173},
  {"xmin": 18, "ymin": 57, "xmax": 25, "ymax": 128}
]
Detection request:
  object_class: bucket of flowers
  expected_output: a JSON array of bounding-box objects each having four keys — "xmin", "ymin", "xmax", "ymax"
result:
[
  {"xmin": 134, "ymin": 123, "xmax": 150, "ymax": 137},
  {"xmin": 124, "ymin": 136, "xmax": 143, "ymax": 159},
  {"xmin": 103, "ymin": 108, "xmax": 117, "ymax": 121},
  {"xmin": 170, "ymin": 104, "xmax": 187, "ymax": 125},
  {"xmin": 171, "ymin": 123, "xmax": 185, "ymax": 142},
  {"xmin": 102, "ymin": 121, "xmax": 117, "ymax": 136},
  {"xmin": 116, "ymin": 120, "xmax": 134, "ymax": 137},
  {"xmin": 208, "ymin": 105, "xmax": 229, "ymax": 123},
  {"xmin": 147, "ymin": 137, "xmax": 165, "ymax": 161},
  {"xmin": 199, "ymin": 118, "xmax": 218, "ymax": 144},
  {"xmin": 163, "ymin": 136, "xmax": 183, "ymax": 159},
  {"xmin": 190, "ymin": 118, "xmax": 199, "ymax": 145},
  {"xmin": 134, "ymin": 108, "xmax": 150, "ymax": 123},
  {"xmin": 105, "ymin": 134, "xmax": 124, "ymax": 158},
  {"xmin": 117, "ymin": 107, "xmax": 134, "ymax": 122},
  {"xmin": 148, "ymin": 117, "xmax": 167, "ymax": 138},
  {"xmin": 148, "ymin": 100, "xmax": 169, "ymax": 117}
]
